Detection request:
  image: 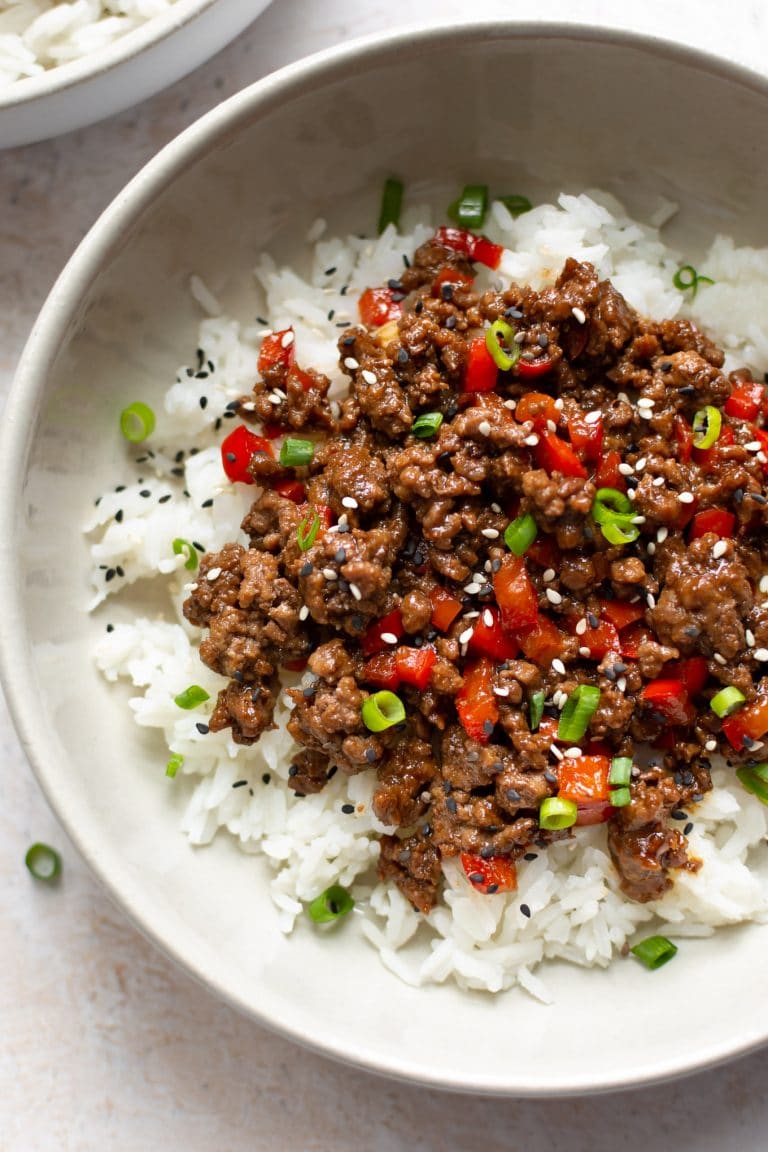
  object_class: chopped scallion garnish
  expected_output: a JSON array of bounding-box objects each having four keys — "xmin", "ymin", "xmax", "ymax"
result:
[
  {"xmin": 119, "ymin": 401, "xmax": 155, "ymax": 443},
  {"xmin": 412, "ymin": 412, "xmax": 444, "ymax": 439},
  {"xmin": 592, "ymin": 487, "xmax": 640, "ymax": 546},
  {"xmin": 25, "ymin": 842, "xmax": 61, "ymax": 883},
  {"xmin": 630, "ymin": 934, "xmax": 678, "ymax": 969},
  {"xmin": 498, "ymin": 194, "xmax": 533, "ymax": 218},
  {"xmin": 736, "ymin": 763, "xmax": 768, "ymax": 805},
  {"xmin": 485, "ymin": 317, "xmax": 521, "ymax": 372},
  {"xmin": 528, "ymin": 690, "xmax": 545, "ymax": 732},
  {"xmin": 539, "ymin": 797, "xmax": 578, "ymax": 830},
  {"xmin": 297, "ymin": 509, "xmax": 321, "ymax": 552},
  {"xmin": 504, "ymin": 513, "xmax": 538, "ymax": 556},
  {"xmin": 279, "ymin": 437, "xmax": 314, "ymax": 468},
  {"xmin": 692, "ymin": 405, "xmax": 722, "ymax": 450},
  {"xmin": 378, "ymin": 178, "xmax": 404, "ymax": 234},
  {"xmin": 673, "ymin": 264, "xmax": 714, "ymax": 298},
  {"xmin": 609, "ymin": 756, "xmax": 633, "ymax": 787},
  {"xmin": 710, "ymin": 685, "xmax": 746, "ymax": 718},
  {"xmin": 447, "ymin": 183, "xmax": 489, "ymax": 229},
  {"xmin": 172, "ymin": 537, "xmax": 198, "ymax": 571},
  {"xmin": 610, "ymin": 786, "xmax": 632, "ymax": 808},
  {"xmin": 557, "ymin": 685, "xmax": 600, "ymax": 743},
  {"xmin": 174, "ymin": 685, "xmax": 210, "ymax": 710},
  {"xmin": 307, "ymin": 883, "xmax": 355, "ymax": 923},
  {"xmin": 166, "ymin": 753, "xmax": 184, "ymax": 778},
  {"xmin": 361, "ymin": 690, "xmax": 406, "ymax": 732}
]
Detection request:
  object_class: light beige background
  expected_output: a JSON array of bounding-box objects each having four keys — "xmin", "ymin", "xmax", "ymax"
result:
[{"xmin": 2, "ymin": 1, "xmax": 767, "ymax": 1147}]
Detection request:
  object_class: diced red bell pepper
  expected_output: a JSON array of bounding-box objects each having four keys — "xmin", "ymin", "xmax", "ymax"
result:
[
  {"xmin": 620, "ymin": 623, "xmax": 654, "ymax": 660},
  {"xmin": 472, "ymin": 235, "xmax": 505, "ymax": 270},
  {"xmin": 662, "ymin": 656, "xmax": 709, "ymax": 699},
  {"xmin": 394, "ymin": 646, "xmax": 437, "ymax": 691},
  {"xmin": 652, "ymin": 729, "xmax": 679, "ymax": 751},
  {"xmin": 515, "ymin": 391, "xmax": 560, "ymax": 430},
  {"xmin": 463, "ymin": 335, "xmax": 498, "ymax": 393},
  {"xmin": 517, "ymin": 357, "xmax": 554, "ymax": 380},
  {"xmin": 518, "ymin": 616, "xmax": 564, "ymax": 665},
  {"xmin": 271, "ymin": 477, "xmax": 306, "ymax": 504},
  {"xmin": 258, "ymin": 328, "xmax": 295, "ymax": 375},
  {"xmin": 287, "ymin": 364, "xmax": 315, "ymax": 393},
  {"xmin": 283, "ymin": 657, "xmax": 308, "ymax": 672},
  {"xmin": 689, "ymin": 508, "xmax": 736, "ymax": 540},
  {"xmin": 433, "ymin": 226, "xmax": 503, "ymax": 270},
  {"xmin": 221, "ymin": 424, "xmax": 274, "ymax": 484},
  {"xmin": 674, "ymin": 414, "xmax": 693, "ymax": 464},
  {"xmin": 358, "ymin": 286, "xmax": 403, "ymax": 328},
  {"xmin": 361, "ymin": 609, "xmax": 404, "ymax": 657},
  {"xmin": 493, "ymin": 555, "xmax": 539, "ymax": 632},
  {"xmin": 693, "ymin": 423, "xmax": 734, "ymax": 471},
  {"xmin": 538, "ymin": 716, "xmax": 560, "ymax": 743},
  {"xmin": 262, "ymin": 422, "xmax": 289, "ymax": 440},
  {"xmin": 362, "ymin": 652, "xmax": 401, "ymax": 690},
  {"xmin": 558, "ymin": 755, "xmax": 612, "ymax": 804},
  {"xmin": 599, "ymin": 599, "xmax": 645, "ymax": 632},
  {"xmin": 535, "ymin": 431, "xmax": 588, "ymax": 478},
  {"xmin": 460, "ymin": 852, "xmax": 517, "ymax": 895},
  {"xmin": 594, "ymin": 449, "xmax": 626, "ymax": 492},
  {"xmin": 526, "ymin": 535, "xmax": 561, "ymax": 570},
  {"xmin": 430, "ymin": 586, "xmax": 463, "ymax": 632},
  {"xmin": 468, "ymin": 606, "xmax": 520, "ymax": 662},
  {"xmin": 568, "ymin": 411, "xmax": 604, "ymax": 463},
  {"xmin": 456, "ymin": 657, "xmax": 499, "ymax": 744},
  {"xmin": 722, "ymin": 692, "xmax": 768, "ymax": 750},
  {"xmin": 640, "ymin": 679, "xmax": 693, "ymax": 725},
  {"xmin": 724, "ymin": 380, "xmax": 764, "ymax": 421},
  {"xmin": 432, "ymin": 267, "xmax": 475, "ymax": 296},
  {"xmin": 567, "ymin": 616, "xmax": 620, "ymax": 660},
  {"xmin": 575, "ymin": 801, "xmax": 615, "ymax": 827}
]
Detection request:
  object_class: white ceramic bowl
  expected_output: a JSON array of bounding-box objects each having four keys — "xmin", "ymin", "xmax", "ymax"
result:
[
  {"xmin": 3, "ymin": 23, "xmax": 768, "ymax": 1095},
  {"xmin": 0, "ymin": 0, "xmax": 272, "ymax": 149}
]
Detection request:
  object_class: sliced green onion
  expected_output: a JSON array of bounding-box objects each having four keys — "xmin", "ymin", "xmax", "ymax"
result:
[
  {"xmin": 539, "ymin": 796, "xmax": 578, "ymax": 830},
  {"xmin": 361, "ymin": 690, "xmax": 406, "ymax": 732},
  {"xmin": 529, "ymin": 690, "xmax": 545, "ymax": 732},
  {"xmin": 610, "ymin": 786, "xmax": 632, "ymax": 808},
  {"xmin": 172, "ymin": 537, "xmax": 198, "ymax": 571},
  {"xmin": 25, "ymin": 842, "xmax": 61, "ymax": 883},
  {"xmin": 307, "ymin": 883, "xmax": 355, "ymax": 924},
  {"xmin": 673, "ymin": 264, "xmax": 714, "ymax": 298},
  {"xmin": 504, "ymin": 512, "xmax": 538, "ymax": 556},
  {"xmin": 557, "ymin": 685, "xmax": 601, "ymax": 743},
  {"xmin": 692, "ymin": 405, "xmax": 722, "ymax": 450},
  {"xmin": 710, "ymin": 685, "xmax": 746, "ymax": 718},
  {"xmin": 119, "ymin": 401, "xmax": 155, "ymax": 443},
  {"xmin": 412, "ymin": 412, "xmax": 444, "ymax": 439},
  {"xmin": 279, "ymin": 437, "xmax": 314, "ymax": 468},
  {"xmin": 499, "ymin": 194, "xmax": 533, "ymax": 218},
  {"xmin": 447, "ymin": 183, "xmax": 488, "ymax": 229},
  {"xmin": 485, "ymin": 318, "xmax": 521, "ymax": 372},
  {"xmin": 297, "ymin": 509, "xmax": 321, "ymax": 552},
  {"xmin": 174, "ymin": 685, "xmax": 210, "ymax": 710},
  {"xmin": 378, "ymin": 177, "xmax": 404, "ymax": 234},
  {"xmin": 630, "ymin": 934, "xmax": 678, "ymax": 970},
  {"xmin": 166, "ymin": 753, "xmax": 184, "ymax": 778},
  {"xmin": 609, "ymin": 756, "xmax": 633, "ymax": 787},
  {"xmin": 592, "ymin": 487, "xmax": 633, "ymax": 524},
  {"xmin": 599, "ymin": 518, "xmax": 641, "ymax": 546},
  {"xmin": 736, "ymin": 763, "xmax": 768, "ymax": 805}
]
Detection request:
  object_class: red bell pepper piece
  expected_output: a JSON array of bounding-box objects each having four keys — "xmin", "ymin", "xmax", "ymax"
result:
[
  {"xmin": 456, "ymin": 657, "xmax": 500, "ymax": 744},
  {"xmin": 262, "ymin": 422, "xmax": 289, "ymax": 440},
  {"xmin": 518, "ymin": 616, "xmax": 564, "ymax": 665},
  {"xmin": 271, "ymin": 477, "xmax": 306, "ymax": 504},
  {"xmin": 620, "ymin": 623, "xmax": 654, "ymax": 660},
  {"xmin": 362, "ymin": 652, "xmax": 401, "ymax": 690},
  {"xmin": 394, "ymin": 646, "xmax": 437, "ymax": 691},
  {"xmin": 358, "ymin": 286, "xmax": 403, "ymax": 328},
  {"xmin": 599, "ymin": 599, "xmax": 645, "ymax": 632},
  {"xmin": 640, "ymin": 679, "xmax": 693, "ymax": 725},
  {"xmin": 287, "ymin": 364, "xmax": 315, "ymax": 393},
  {"xmin": 460, "ymin": 852, "xmax": 517, "ymax": 894},
  {"xmin": 722, "ymin": 692, "xmax": 768, "ymax": 750},
  {"xmin": 221, "ymin": 425, "xmax": 274, "ymax": 484},
  {"xmin": 567, "ymin": 616, "xmax": 620, "ymax": 660},
  {"xmin": 515, "ymin": 391, "xmax": 560, "ymax": 430},
  {"xmin": 433, "ymin": 226, "xmax": 503, "ymax": 270},
  {"xmin": 662, "ymin": 656, "xmax": 709, "ymax": 698},
  {"xmin": 689, "ymin": 508, "xmax": 736, "ymax": 540},
  {"xmin": 361, "ymin": 609, "xmax": 404, "ymax": 657},
  {"xmin": 535, "ymin": 431, "xmax": 588, "ymax": 479},
  {"xmin": 258, "ymin": 328, "xmax": 295, "ymax": 375},
  {"xmin": 463, "ymin": 335, "xmax": 498, "ymax": 393},
  {"xmin": 493, "ymin": 555, "xmax": 539, "ymax": 632},
  {"xmin": 575, "ymin": 802, "xmax": 615, "ymax": 826},
  {"xmin": 674, "ymin": 414, "xmax": 693, "ymax": 464},
  {"xmin": 567, "ymin": 411, "xmax": 604, "ymax": 463},
  {"xmin": 526, "ymin": 535, "xmax": 561, "ymax": 571},
  {"xmin": 432, "ymin": 267, "xmax": 475, "ymax": 296},
  {"xmin": 724, "ymin": 379, "xmax": 764, "ymax": 421},
  {"xmin": 517, "ymin": 357, "xmax": 554, "ymax": 380},
  {"xmin": 429, "ymin": 586, "xmax": 463, "ymax": 632},
  {"xmin": 558, "ymin": 755, "xmax": 612, "ymax": 804},
  {"xmin": 472, "ymin": 235, "xmax": 505, "ymax": 270},
  {"xmin": 594, "ymin": 449, "xmax": 626, "ymax": 492},
  {"xmin": 283, "ymin": 657, "xmax": 308, "ymax": 672},
  {"xmin": 693, "ymin": 423, "xmax": 734, "ymax": 471},
  {"xmin": 468, "ymin": 606, "xmax": 519, "ymax": 662}
]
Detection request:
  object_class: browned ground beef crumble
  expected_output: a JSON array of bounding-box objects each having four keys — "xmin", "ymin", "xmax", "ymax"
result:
[{"xmin": 183, "ymin": 233, "xmax": 768, "ymax": 916}]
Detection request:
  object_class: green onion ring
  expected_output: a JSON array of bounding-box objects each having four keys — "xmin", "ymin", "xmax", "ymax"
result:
[
  {"xmin": 447, "ymin": 183, "xmax": 489, "ymax": 229},
  {"xmin": 528, "ymin": 690, "xmax": 545, "ymax": 732},
  {"xmin": 504, "ymin": 512, "xmax": 538, "ymax": 556},
  {"xmin": 630, "ymin": 934, "xmax": 678, "ymax": 969},
  {"xmin": 119, "ymin": 401, "xmax": 155, "ymax": 443},
  {"xmin": 166, "ymin": 753, "xmax": 184, "ymax": 778},
  {"xmin": 736, "ymin": 764, "xmax": 768, "ymax": 805},
  {"xmin": 25, "ymin": 842, "xmax": 62, "ymax": 883},
  {"xmin": 673, "ymin": 265, "xmax": 715, "ymax": 298},
  {"xmin": 174, "ymin": 685, "xmax": 210, "ymax": 710},
  {"xmin": 599, "ymin": 518, "xmax": 641, "ymax": 546},
  {"xmin": 610, "ymin": 786, "xmax": 632, "ymax": 808},
  {"xmin": 412, "ymin": 412, "xmax": 444, "ymax": 439},
  {"xmin": 692, "ymin": 405, "xmax": 722, "ymax": 450},
  {"xmin": 485, "ymin": 318, "xmax": 521, "ymax": 372},
  {"xmin": 557, "ymin": 685, "xmax": 601, "ymax": 743},
  {"xmin": 172, "ymin": 537, "xmax": 198, "ymax": 571},
  {"xmin": 378, "ymin": 177, "xmax": 404, "ymax": 234},
  {"xmin": 592, "ymin": 487, "xmax": 633, "ymax": 524},
  {"xmin": 710, "ymin": 685, "xmax": 746, "ymax": 718},
  {"xmin": 307, "ymin": 883, "xmax": 355, "ymax": 924},
  {"xmin": 499, "ymin": 194, "xmax": 533, "ymax": 218},
  {"xmin": 279, "ymin": 437, "xmax": 315, "ymax": 468},
  {"xmin": 361, "ymin": 690, "xmax": 406, "ymax": 732},
  {"xmin": 609, "ymin": 756, "xmax": 633, "ymax": 787},
  {"xmin": 297, "ymin": 509, "xmax": 321, "ymax": 552},
  {"xmin": 539, "ymin": 797, "xmax": 578, "ymax": 830}
]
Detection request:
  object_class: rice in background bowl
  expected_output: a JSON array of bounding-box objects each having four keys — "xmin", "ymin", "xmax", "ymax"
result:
[{"xmin": 4, "ymin": 24, "xmax": 768, "ymax": 1094}]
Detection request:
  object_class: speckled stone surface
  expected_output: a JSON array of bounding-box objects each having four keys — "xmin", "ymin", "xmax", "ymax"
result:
[{"xmin": 2, "ymin": 1, "xmax": 768, "ymax": 1147}]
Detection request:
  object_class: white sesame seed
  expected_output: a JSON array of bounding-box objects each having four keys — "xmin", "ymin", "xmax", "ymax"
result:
[
  {"xmin": 564, "ymin": 746, "xmax": 582, "ymax": 758},
  {"xmin": 267, "ymin": 394, "xmax": 282, "ymax": 405},
  {"xmin": 627, "ymin": 489, "xmax": 637, "ymax": 501},
  {"xmin": 299, "ymin": 605, "xmax": 309, "ymax": 621},
  {"xmin": 638, "ymin": 409, "xmax": 653, "ymax": 420},
  {"xmin": 543, "ymin": 568, "xmax": 556, "ymax": 582},
  {"xmin": 240, "ymin": 401, "xmax": 256, "ymax": 412},
  {"xmin": 550, "ymin": 743, "xmax": 564, "ymax": 761},
  {"xmin": 459, "ymin": 627, "xmax": 474, "ymax": 645},
  {"xmin": 491, "ymin": 503, "xmax": 502, "ymax": 514},
  {"xmin": 745, "ymin": 441, "xmax": 763, "ymax": 452},
  {"xmin": 585, "ymin": 410, "xmax": 602, "ymax": 425},
  {"xmin": 572, "ymin": 306, "xmax": 586, "ymax": 324},
  {"xmin": 579, "ymin": 646, "xmax": 591, "ymax": 658},
  {"xmin": 678, "ymin": 492, "xmax": 695, "ymax": 504},
  {"xmin": 185, "ymin": 583, "xmax": 198, "ymax": 593},
  {"xmin": 632, "ymin": 515, "xmax": 646, "ymax": 525},
  {"xmin": 484, "ymin": 561, "xmax": 492, "ymax": 573},
  {"xmin": 575, "ymin": 618, "xmax": 588, "ymax": 636},
  {"xmin": 636, "ymin": 397, "xmax": 655, "ymax": 409},
  {"xmin": 341, "ymin": 496, "xmax": 358, "ymax": 509},
  {"xmin": 361, "ymin": 369, "xmax": 377, "ymax": 385},
  {"xmin": 463, "ymin": 611, "xmax": 480, "ymax": 620},
  {"xmin": 704, "ymin": 739, "xmax": 717, "ymax": 752},
  {"xmin": 273, "ymin": 388, "xmax": 287, "ymax": 400},
  {"xmin": 646, "ymin": 593, "xmax": 656, "ymax": 608},
  {"xmin": 513, "ymin": 331, "xmax": 526, "ymax": 344},
  {"xmin": 481, "ymin": 528, "xmax": 500, "ymax": 539},
  {"xmin": 617, "ymin": 676, "xmax": 627, "ymax": 692},
  {"xmin": 652, "ymin": 475, "xmax": 665, "ymax": 487},
  {"xmin": 343, "ymin": 356, "xmax": 359, "ymax": 370},
  {"xmin": 483, "ymin": 609, "xmax": 494, "ymax": 627},
  {"xmin": 647, "ymin": 542, "xmax": 656, "ymax": 555},
  {"xmin": 618, "ymin": 463, "xmax": 634, "ymax": 476},
  {"xmin": 546, "ymin": 588, "xmax": 563, "ymax": 605},
  {"xmin": 747, "ymin": 630, "xmax": 756, "ymax": 647},
  {"xmin": 553, "ymin": 690, "xmax": 567, "ymax": 709},
  {"xmin": 712, "ymin": 540, "xmax": 728, "ymax": 559},
  {"xmin": 524, "ymin": 434, "xmax": 540, "ymax": 446},
  {"xmin": 478, "ymin": 420, "xmax": 492, "ymax": 437},
  {"xmin": 760, "ymin": 575, "xmax": 768, "ymax": 594},
  {"xmin": 713, "ymin": 653, "xmax": 727, "ymax": 665},
  {"xmin": 281, "ymin": 330, "xmax": 295, "ymax": 348},
  {"xmin": 755, "ymin": 648, "xmax": 768, "ymax": 662},
  {"xmin": 380, "ymin": 632, "xmax": 398, "ymax": 645},
  {"xmin": 493, "ymin": 686, "xmax": 510, "ymax": 697},
  {"xmin": 349, "ymin": 583, "xmax": 362, "ymax": 601},
  {"xmin": 551, "ymin": 658, "xmax": 566, "ymax": 675},
  {"xmin": 554, "ymin": 398, "xmax": 564, "ymax": 411},
  {"xmin": 758, "ymin": 452, "xmax": 767, "ymax": 465},
  {"xmin": 503, "ymin": 399, "xmax": 516, "ymax": 410},
  {"xmin": 635, "ymin": 457, "xmax": 647, "ymax": 471},
  {"xmin": 338, "ymin": 513, "xmax": 349, "ymax": 527},
  {"xmin": 617, "ymin": 392, "xmax": 630, "ymax": 404},
  {"xmin": 323, "ymin": 568, "xmax": 338, "ymax": 581},
  {"xmin": 206, "ymin": 567, "xmax": 222, "ymax": 581},
  {"xmin": 464, "ymin": 582, "xmax": 481, "ymax": 595},
  {"xmin": 751, "ymin": 740, "xmax": 765, "ymax": 752},
  {"xmin": 657, "ymin": 526, "xmax": 668, "ymax": 543},
  {"xmin": 546, "ymin": 419, "xmax": 557, "ymax": 433}
]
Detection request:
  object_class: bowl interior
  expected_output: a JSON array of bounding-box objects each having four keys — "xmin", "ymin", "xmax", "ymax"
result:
[{"xmin": 5, "ymin": 25, "xmax": 768, "ymax": 1094}]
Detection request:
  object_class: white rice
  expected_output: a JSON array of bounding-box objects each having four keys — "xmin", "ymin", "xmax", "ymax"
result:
[
  {"xmin": 89, "ymin": 190, "xmax": 768, "ymax": 998},
  {"xmin": 0, "ymin": 0, "xmax": 180, "ymax": 85}
]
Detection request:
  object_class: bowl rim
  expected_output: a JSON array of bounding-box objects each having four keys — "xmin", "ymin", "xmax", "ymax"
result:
[
  {"xmin": 4, "ymin": 19, "xmax": 768, "ymax": 1096},
  {"xmin": 0, "ymin": 0, "xmax": 220, "ymax": 111}
]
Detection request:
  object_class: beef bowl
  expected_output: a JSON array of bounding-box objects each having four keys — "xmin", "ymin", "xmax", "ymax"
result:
[{"xmin": 4, "ymin": 23, "xmax": 768, "ymax": 1095}]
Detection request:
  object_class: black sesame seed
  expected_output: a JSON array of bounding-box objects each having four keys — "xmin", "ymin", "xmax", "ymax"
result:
[
  {"xmin": 544, "ymin": 770, "xmax": 558, "ymax": 785},
  {"xmin": 505, "ymin": 307, "xmax": 523, "ymax": 319},
  {"xmin": 341, "ymin": 803, "xmax": 355, "ymax": 814},
  {"xmin": 613, "ymin": 661, "xmax": 627, "ymax": 674},
  {"xmin": 751, "ymin": 492, "xmax": 767, "ymax": 505},
  {"xmin": 251, "ymin": 688, "xmax": 261, "ymax": 703},
  {"xmin": 232, "ymin": 780, "xmax": 248, "ymax": 789},
  {"xmin": 415, "ymin": 300, "xmax": 424, "ymax": 315},
  {"xmin": 327, "ymin": 310, "xmax": 335, "ymax": 321},
  {"xmin": 135, "ymin": 456, "xmax": 148, "ymax": 464},
  {"xmin": 233, "ymin": 670, "xmax": 244, "ymax": 683},
  {"xmin": 158, "ymin": 494, "xmax": 171, "ymax": 504},
  {"xmin": 444, "ymin": 316, "xmax": 456, "ymax": 330},
  {"xmin": 115, "ymin": 485, "xmax": 126, "ymax": 493},
  {"xmin": 335, "ymin": 322, "xmax": 351, "ymax": 328},
  {"xmin": 214, "ymin": 418, "xmax": 222, "ymax": 431},
  {"xmin": 604, "ymin": 666, "xmax": 617, "ymax": 682},
  {"xmin": 324, "ymin": 266, "xmax": 337, "ymax": 276},
  {"xmin": 445, "ymin": 797, "xmax": 458, "ymax": 814},
  {"xmin": 139, "ymin": 489, "xmax": 151, "ymax": 498},
  {"xmin": 537, "ymin": 334, "xmax": 549, "ymax": 349},
  {"xmin": 195, "ymin": 723, "xmax": 209, "ymax": 735},
  {"xmin": 115, "ymin": 509, "xmax": 124, "ymax": 523},
  {"xmin": 171, "ymin": 467, "xmax": 184, "ymax": 478},
  {"xmin": 506, "ymin": 788, "xmax": 522, "ymax": 803},
  {"xmin": 443, "ymin": 780, "xmax": 452, "ymax": 794},
  {"xmin": 106, "ymin": 623, "xmax": 114, "ymax": 633},
  {"xmin": 440, "ymin": 283, "xmax": 454, "ymax": 301},
  {"xmin": 365, "ymin": 747, "xmax": 377, "ymax": 763},
  {"xmin": 684, "ymin": 822, "xmax": 694, "ymax": 835},
  {"xmin": 342, "ymin": 333, "xmax": 355, "ymax": 346},
  {"xmin": 193, "ymin": 542, "xmax": 205, "ymax": 552},
  {"xmin": 396, "ymin": 348, "xmax": 409, "ymax": 364},
  {"xmin": 469, "ymin": 872, "xmax": 485, "ymax": 884},
  {"xmin": 587, "ymin": 612, "xmax": 599, "ymax": 629},
  {"xmin": 340, "ymin": 284, "xmax": 349, "ymax": 296},
  {"xmin": 94, "ymin": 496, "xmax": 102, "ymax": 506},
  {"xmin": 288, "ymin": 765, "xmax": 299, "ymax": 777},
  {"xmin": 523, "ymin": 852, "xmax": 538, "ymax": 862},
  {"xmin": 670, "ymin": 809, "xmax": 687, "ymax": 821},
  {"xmin": 520, "ymin": 903, "xmax": 531, "ymax": 918},
  {"xmin": 105, "ymin": 569, "xmax": 115, "ymax": 582},
  {"xmin": 196, "ymin": 372, "xmax": 209, "ymax": 381},
  {"xmin": 483, "ymin": 720, "xmax": 494, "ymax": 736},
  {"xmin": 115, "ymin": 566, "xmax": 124, "ymax": 577},
  {"xmin": 201, "ymin": 498, "xmax": 214, "ymax": 509},
  {"xmin": 300, "ymin": 562, "xmax": 313, "ymax": 577},
  {"xmin": 334, "ymin": 549, "xmax": 347, "ymax": 564}
]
